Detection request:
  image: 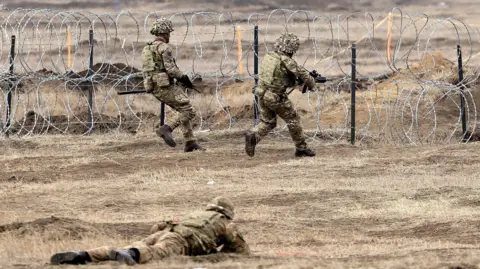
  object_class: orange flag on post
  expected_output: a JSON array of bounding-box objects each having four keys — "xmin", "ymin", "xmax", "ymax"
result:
[
  {"xmin": 237, "ymin": 25, "xmax": 243, "ymax": 75},
  {"xmin": 387, "ymin": 12, "xmax": 393, "ymax": 65}
]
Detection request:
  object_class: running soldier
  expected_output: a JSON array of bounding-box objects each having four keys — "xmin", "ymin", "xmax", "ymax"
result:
[
  {"xmin": 245, "ymin": 32, "xmax": 317, "ymax": 157},
  {"xmin": 50, "ymin": 196, "xmax": 249, "ymax": 265},
  {"xmin": 142, "ymin": 17, "xmax": 205, "ymax": 152}
]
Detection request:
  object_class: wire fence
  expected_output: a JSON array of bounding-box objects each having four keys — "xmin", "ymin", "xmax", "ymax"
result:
[{"xmin": 1, "ymin": 7, "xmax": 480, "ymax": 145}]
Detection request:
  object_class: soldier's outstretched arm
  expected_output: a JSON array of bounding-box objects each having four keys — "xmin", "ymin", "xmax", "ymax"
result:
[
  {"xmin": 281, "ymin": 55, "xmax": 315, "ymax": 89},
  {"xmin": 149, "ymin": 221, "xmax": 170, "ymax": 234},
  {"xmin": 161, "ymin": 47, "xmax": 184, "ymax": 79},
  {"xmin": 219, "ymin": 222, "xmax": 250, "ymax": 254}
]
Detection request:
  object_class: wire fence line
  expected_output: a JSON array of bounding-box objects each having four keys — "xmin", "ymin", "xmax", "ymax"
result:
[{"xmin": 0, "ymin": 7, "xmax": 479, "ymax": 145}]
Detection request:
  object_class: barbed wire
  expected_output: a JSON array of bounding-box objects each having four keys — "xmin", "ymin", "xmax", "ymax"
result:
[{"xmin": 0, "ymin": 7, "xmax": 479, "ymax": 145}]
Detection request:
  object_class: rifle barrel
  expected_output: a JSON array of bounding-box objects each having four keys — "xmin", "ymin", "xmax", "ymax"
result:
[{"xmin": 117, "ymin": 90, "xmax": 148, "ymax": 95}]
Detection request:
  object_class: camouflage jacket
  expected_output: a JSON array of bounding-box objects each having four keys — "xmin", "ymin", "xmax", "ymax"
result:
[
  {"xmin": 258, "ymin": 51, "xmax": 314, "ymax": 95},
  {"xmin": 150, "ymin": 210, "xmax": 249, "ymax": 256},
  {"xmin": 141, "ymin": 39, "xmax": 184, "ymax": 90}
]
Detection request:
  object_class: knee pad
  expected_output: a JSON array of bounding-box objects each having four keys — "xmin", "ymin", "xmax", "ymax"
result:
[{"xmin": 264, "ymin": 119, "xmax": 277, "ymax": 130}]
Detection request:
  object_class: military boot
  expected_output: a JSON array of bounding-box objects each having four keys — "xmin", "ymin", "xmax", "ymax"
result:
[
  {"xmin": 295, "ymin": 148, "xmax": 316, "ymax": 157},
  {"xmin": 50, "ymin": 251, "xmax": 92, "ymax": 265},
  {"xmin": 184, "ymin": 140, "xmax": 206, "ymax": 152},
  {"xmin": 108, "ymin": 248, "xmax": 139, "ymax": 266},
  {"xmin": 156, "ymin": 125, "xmax": 176, "ymax": 147},
  {"xmin": 245, "ymin": 132, "xmax": 258, "ymax": 157}
]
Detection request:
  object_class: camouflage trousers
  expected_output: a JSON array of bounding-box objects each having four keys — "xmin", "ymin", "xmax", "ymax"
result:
[
  {"xmin": 86, "ymin": 230, "xmax": 188, "ymax": 264},
  {"xmin": 250, "ymin": 90, "xmax": 308, "ymax": 150},
  {"xmin": 151, "ymin": 84, "xmax": 197, "ymax": 142}
]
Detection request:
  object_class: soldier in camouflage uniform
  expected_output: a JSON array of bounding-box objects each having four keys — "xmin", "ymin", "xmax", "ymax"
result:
[
  {"xmin": 245, "ymin": 32, "xmax": 317, "ymax": 157},
  {"xmin": 50, "ymin": 196, "xmax": 249, "ymax": 266},
  {"xmin": 142, "ymin": 17, "xmax": 205, "ymax": 152}
]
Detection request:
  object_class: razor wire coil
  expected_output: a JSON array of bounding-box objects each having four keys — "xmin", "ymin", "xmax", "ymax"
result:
[{"xmin": 0, "ymin": 7, "xmax": 479, "ymax": 144}]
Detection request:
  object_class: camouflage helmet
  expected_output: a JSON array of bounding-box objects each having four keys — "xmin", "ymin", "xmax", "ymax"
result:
[
  {"xmin": 205, "ymin": 196, "xmax": 235, "ymax": 219},
  {"xmin": 274, "ymin": 32, "xmax": 300, "ymax": 54},
  {"xmin": 150, "ymin": 17, "xmax": 174, "ymax": 36}
]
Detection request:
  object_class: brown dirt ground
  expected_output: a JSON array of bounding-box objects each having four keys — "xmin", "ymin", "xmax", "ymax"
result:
[
  {"xmin": 1, "ymin": 133, "xmax": 480, "ymax": 269},
  {"xmin": 1, "ymin": 1, "xmax": 480, "ymax": 268},
  {"xmin": 9, "ymin": 110, "xmax": 159, "ymax": 135}
]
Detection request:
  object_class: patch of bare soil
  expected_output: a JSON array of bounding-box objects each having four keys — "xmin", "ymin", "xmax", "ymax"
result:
[
  {"xmin": 9, "ymin": 110, "xmax": 157, "ymax": 135},
  {"xmin": 377, "ymin": 51, "xmax": 479, "ymax": 94},
  {"xmin": 0, "ymin": 155, "xmax": 135, "ymax": 183},
  {"xmin": 368, "ymin": 220, "xmax": 480, "ymax": 245},
  {"xmin": 0, "ymin": 140, "xmax": 39, "ymax": 150},
  {"xmin": 2, "ymin": 173, "xmax": 53, "ymax": 184},
  {"xmin": 0, "ymin": 217, "xmax": 153, "ymax": 240},
  {"xmin": 1, "ymin": 135, "xmax": 480, "ymax": 268},
  {"xmin": 0, "ymin": 133, "xmax": 303, "ymax": 184},
  {"xmin": 444, "ymin": 264, "xmax": 480, "ymax": 269},
  {"xmin": 35, "ymin": 63, "xmax": 144, "ymax": 92},
  {"xmin": 203, "ymin": 104, "xmax": 254, "ymax": 129}
]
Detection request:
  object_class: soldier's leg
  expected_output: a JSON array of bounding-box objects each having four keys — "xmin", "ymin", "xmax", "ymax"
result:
[
  {"xmin": 80, "ymin": 231, "xmax": 167, "ymax": 265},
  {"xmin": 151, "ymin": 87, "xmax": 178, "ymax": 147},
  {"xmin": 77, "ymin": 231, "xmax": 169, "ymax": 265},
  {"xmin": 163, "ymin": 86, "xmax": 196, "ymax": 132},
  {"xmin": 87, "ymin": 243, "xmax": 146, "ymax": 265},
  {"xmin": 144, "ymin": 232, "xmax": 188, "ymax": 262},
  {"xmin": 115, "ymin": 231, "xmax": 188, "ymax": 264},
  {"xmin": 276, "ymin": 99, "xmax": 315, "ymax": 157},
  {"xmin": 50, "ymin": 230, "xmax": 177, "ymax": 266},
  {"xmin": 151, "ymin": 85, "xmax": 197, "ymax": 148},
  {"xmin": 245, "ymin": 99, "xmax": 276, "ymax": 157},
  {"xmin": 50, "ymin": 245, "xmax": 127, "ymax": 265},
  {"xmin": 86, "ymin": 246, "xmax": 117, "ymax": 262},
  {"xmin": 165, "ymin": 86, "xmax": 205, "ymax": 152},
  {"xmin": 50, "ymin": 250, "xmax": 93, "ymax": 265},
  {"xmin": 176, "ymin": 104, "xmax": 204, "ymax": 152}
]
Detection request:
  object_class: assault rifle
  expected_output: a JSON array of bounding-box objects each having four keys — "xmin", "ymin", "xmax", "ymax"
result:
[
  {"xmin": 302, "ymin": 70, "xmax": 328, "ymax": 93},
  {"xmin": 117, "ymin": 75, "xmax": 199, "ymax": 95},
  {"xmin": 177, "ymin": 74, "xmax": 195, "ymax": 90},
  {"xmin": 287, "ymin": 69, "xmax": 331, "ymax": 95},
  {"xmin": 117, "ymin": 90, "xmax": 150, "ymax": 95}
]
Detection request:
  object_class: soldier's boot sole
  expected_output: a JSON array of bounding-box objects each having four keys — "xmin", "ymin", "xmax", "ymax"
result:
[
  {"xmin": 156, "ymin": 125, "xmax": 176, "ymax": 147},
  {"xmin": 50, "ymin": 251, "xmax": 90, "ymax": 265},
  {"xmin": 295, "ymin": 149, "xmax": 316, "ymax": 157},
  {"xmin": 108, "ymin": 249, "xmax": 137, "ymax": 266},
  {"xmin": 245, "ymin": 132, "xmax": 257, "ymax": 157},
  {"xmin": 184, "ymin": 141, "xmax": 206, "ymax": 152}
]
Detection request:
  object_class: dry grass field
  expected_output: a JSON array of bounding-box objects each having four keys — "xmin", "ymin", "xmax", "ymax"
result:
[
  {"xmin": 1, "ymin": 132, "xmax": 480, "ymax": 269},
  {"xmin": 1, "ymin": 0, "xmax": 480, "ymax": 268}
]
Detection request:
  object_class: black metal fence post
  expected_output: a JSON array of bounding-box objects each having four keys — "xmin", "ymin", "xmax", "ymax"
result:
[
  {"xmin": 160, "ymin": 102, "xmax": 165, "ymax": 126},
  {"xmin": 457, "ymin": 44, "xmax": 467, "ymax": 140},
  {"xmin": 350, "ymin": 43, "xmax": 356, "ymax": 145},
  {"xmin": 5, "ymin": 35, "xmax": 15, "ymax": 137},
  {"xmin": 253, "ymin": 25, "xmax": 259, "ymax": 126},
  {"xmin": 87, "ymin": 27, "xmax": 94, "ymax": 134}
]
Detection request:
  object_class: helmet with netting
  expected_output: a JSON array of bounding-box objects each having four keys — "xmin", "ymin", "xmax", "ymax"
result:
[
  {"xmin": 274, "ymin": 31, "xmax": 300, "ymax": 54},
  {"xmin": 150, "ymin": 17, "xmax": 174, "ymax": 36},
  {"xmin": 205, "ymin": 196, "xmax": 235, "ymax": 219}
]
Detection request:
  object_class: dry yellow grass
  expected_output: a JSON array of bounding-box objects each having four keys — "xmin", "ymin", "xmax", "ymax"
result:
[
  {"xmin": 1, "ymin": 2, "xmax": 480, "ymax": 268},
  {"xmin": 1, "ymin": 133, "xmax": 480, "ymax": 269}
]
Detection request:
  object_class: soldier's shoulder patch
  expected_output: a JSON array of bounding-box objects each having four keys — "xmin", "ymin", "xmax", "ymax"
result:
[{"xmin": 167, "ymin": 50, "xmax": 172, "ymax": 57}]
